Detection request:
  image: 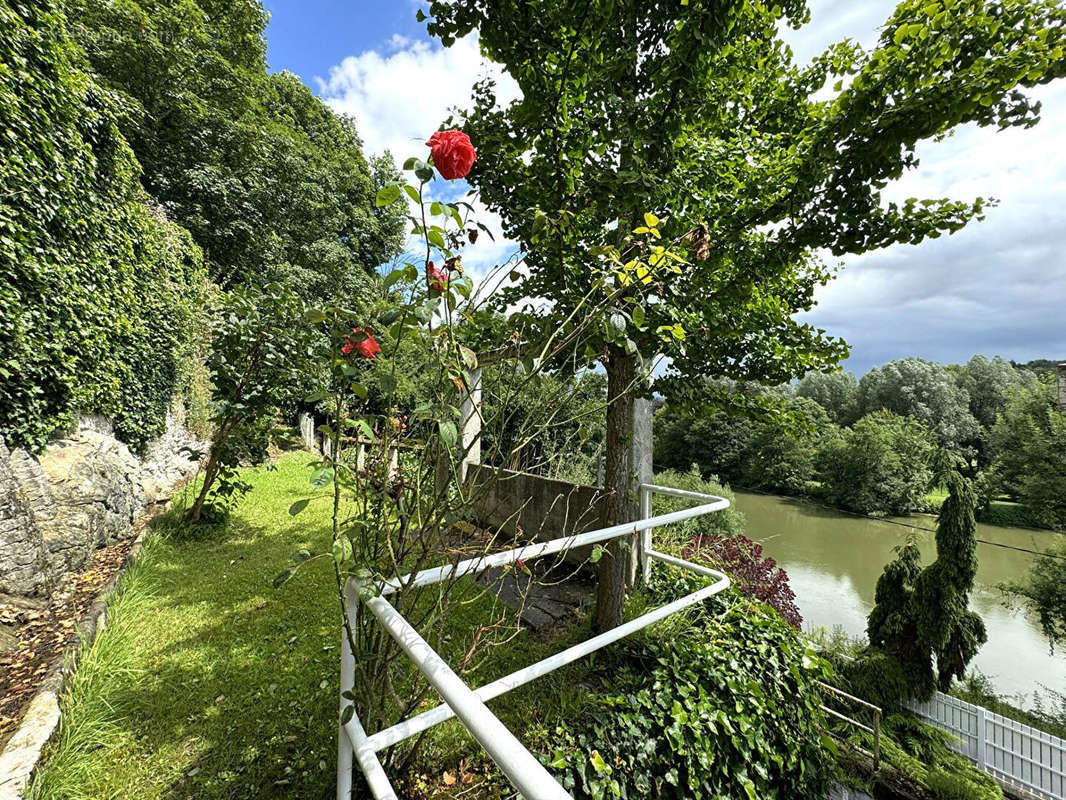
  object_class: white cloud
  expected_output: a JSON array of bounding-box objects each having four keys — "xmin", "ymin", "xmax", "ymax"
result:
[
  {"xmin": 317, "ymin": 35, "xmax": 519, "ymax": 167},
  {"xmin": 785, "ymin": 0, "xmax": 1066, "ymax": 373},
  {"xmin": 318, "ymin": 35, "xmax": 523, "ymax": 279}
]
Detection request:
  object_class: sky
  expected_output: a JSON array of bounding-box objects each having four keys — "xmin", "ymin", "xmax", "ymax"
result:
[{"xmin": 263, "ymin": 0, "xmax": 1066, "ymax": 377}]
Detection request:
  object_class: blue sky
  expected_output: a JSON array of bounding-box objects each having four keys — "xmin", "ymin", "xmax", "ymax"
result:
[
  {"xmin": 261, "ymin": 0, "xmax": 1066, "ymax": 377},
  {"xmin": 262, "ymin": 1, "xmax": 425, "ymax": 82}
]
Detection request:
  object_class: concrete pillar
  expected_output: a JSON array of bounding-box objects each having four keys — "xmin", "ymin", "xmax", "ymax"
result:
[
  {"xmin": 460, "ymin": 367, "xmax": 483, "ymax": 482},
  {"xmin": 1057, "ymin": 363, "xmax": 1066, "ymax": 413},
  {"xmin": 628, "ymin": 397, "xmax": 654, "ymax": 586},
  {"xmin": 298, "ymin": 413, "xmax": 316, "ymax": 451}
]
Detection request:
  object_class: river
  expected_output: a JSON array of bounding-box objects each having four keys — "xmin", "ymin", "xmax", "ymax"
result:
[{"xmin": 732, "ymin": 490, "xmax": 1066, "ymax": 704}]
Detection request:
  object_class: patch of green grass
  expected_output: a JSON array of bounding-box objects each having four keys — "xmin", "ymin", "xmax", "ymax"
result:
[{"xmin": 27, "ymin": 454, "xmax": 600, "ymax": 799}]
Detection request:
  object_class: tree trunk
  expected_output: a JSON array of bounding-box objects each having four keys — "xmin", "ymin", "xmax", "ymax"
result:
[
  {"xmin": 186, "ymin": 453, "xmax": 219, "ymax": 522},
  {"xmin": 595, "ymin": 343, "xmax": 636, "ymax": 631}
]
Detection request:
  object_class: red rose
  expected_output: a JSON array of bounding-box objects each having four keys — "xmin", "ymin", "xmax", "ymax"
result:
[
  {"xmin": 427, "ymin": 261, "xmax": 449, "ymax": 292},
  {"xmin": 426, "ymin": 129, "xmax": 476, "ymax": 180},
  {"xmin": 342, "ymin": 327, "xmax": 380, "ymax": 359}
]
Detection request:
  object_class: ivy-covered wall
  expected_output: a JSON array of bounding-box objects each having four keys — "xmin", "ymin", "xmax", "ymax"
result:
[{"xmin": 0, "ymin": 0, "xmax": 208, "ymax": 453}]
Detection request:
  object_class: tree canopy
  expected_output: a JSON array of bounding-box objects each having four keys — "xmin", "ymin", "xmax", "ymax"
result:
[
  {"xmin": 66, "ymin": 0, "xmax": 404, "ymax": 298},
  {"xmin": 854, "ymin": 358, "xmax": 979, "ymax": 449}
]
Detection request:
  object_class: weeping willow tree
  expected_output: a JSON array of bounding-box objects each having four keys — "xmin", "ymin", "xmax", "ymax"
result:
[{"xmin": 866, "ymin": 471, "xmax": 987, "ymax": 700}]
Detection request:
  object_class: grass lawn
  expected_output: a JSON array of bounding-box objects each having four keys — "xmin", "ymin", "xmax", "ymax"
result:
[{"xmin": 27, "ymin": 452, "xmax": 600, "ymax": 800}]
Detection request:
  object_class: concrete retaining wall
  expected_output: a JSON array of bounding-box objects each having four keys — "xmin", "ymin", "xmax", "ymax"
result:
[{"xmin": 465, "ymin": 464, "xmax": 607, "ymax": 560}]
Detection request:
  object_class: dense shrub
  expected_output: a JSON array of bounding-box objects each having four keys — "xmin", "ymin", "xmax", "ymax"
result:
[
  {"xmin": 818, "ymin": 410, "xmax": 935, "ymax": 515},
  {"xmin": 650, "ymin": 468, "xmax": 745, "ymax": 549},
  {"xmin": 681, "ymin": 534, "xmax": 802, "ymax": 628},
  {"xmin": 186, "ymin": 284, "xmax": 323, "ymax": 521},
  {"xmin": 544, "ymin": 589, "xmax": 835, "ymax": 799},
  {"xmin": 0, "ymin": 1, "xmax": 207, "ymax": 452},
  {"xmin": 738, "ymin": 396, "xmax": 832, "ymax": 495}
]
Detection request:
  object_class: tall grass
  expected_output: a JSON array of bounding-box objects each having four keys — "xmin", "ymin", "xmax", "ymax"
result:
[{"xmin": 27, "ymin": 554, "xmax": 158, "ymax": 800}]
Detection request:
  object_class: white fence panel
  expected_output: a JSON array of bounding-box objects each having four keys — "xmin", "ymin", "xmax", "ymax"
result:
[{"xmin": 907, "ymin": 691, "xmax": 1066, "ymax": 800}]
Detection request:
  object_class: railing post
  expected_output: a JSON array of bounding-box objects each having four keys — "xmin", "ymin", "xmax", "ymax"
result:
[
  {"xmin": 639, "ymin": 483, "xmax": 652, "ymax": 583},
  {"xmin": 460, "ymin": 367, "xmax": 482, "ymax": 483},
  {"xmin": 630, "ymin": 397, "xmax": 653, "ymax": 586},
  {"xmin": 873, "ymin": 707, "xmax": 881, "ymax": 771},
  {"xmin": 337, "ymin": 581, "xmax": 358, "ymax": 800}
]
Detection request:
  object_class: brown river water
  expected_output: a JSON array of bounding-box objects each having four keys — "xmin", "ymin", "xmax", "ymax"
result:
[{"xmin": 732, "ymin": 491, "xmax": 1066, "ymax": 704}]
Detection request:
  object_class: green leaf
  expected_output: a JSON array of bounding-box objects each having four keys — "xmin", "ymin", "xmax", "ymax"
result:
[
  {"xmin": 383, "ymin": 268, "xmax": 408, "ymax": 290},
  {"xmin": 291, "ymin": 548, "xmax": 312, "ymax": 563},
  {"xmin": 375, "ymin": 184, "xmax": 401, "ymax": 207},
  {"xmin": 310, "ymin": 466, "xmax": 335, "ymax": 489},
  {"xmin": 403, "ymin": 184, "xmax": 420, "ymax": 203},
  {"xmin": 288, "ymin": 499, "xmax": 309, "ymax": 516},
  {"xmin": 631, "ymin": 305, "xmax": 645, "ymax": 328},
  {"xmin": 341, "ymin": 704, "xmax": 355, "ymax": 724},
  {"xmin": 589, "ymin": 750, "xmax": 608, "ymax": 773},
  {"xmin": 332, "ymin": 537, "xmax": 353, "ymax": 565},
  {"xmin": 415, "ymin": 165, "xmax": 434, "ymax": 183},
  {"xmin": 273, "ymin": 566, "xmax": 298, "ymax": 589},
  {"xmin": 438, "ymin": 420, "xmax": 458, "ymax": 447},
  {"xmin": 590, "ymin": 545, "xmax": 604, "ymax": 564},
  {"xmin": 402, "ymin": 156, "xmax": 419, "ymax": 170},
  {"xmin": 427, "ymin": 229, "xmax": 447, "ymax": 250}
]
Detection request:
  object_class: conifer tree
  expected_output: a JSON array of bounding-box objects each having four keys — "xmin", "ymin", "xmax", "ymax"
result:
[{"xmin": 866, "ymin": 471, "xmax": 986, "ymax": 699}]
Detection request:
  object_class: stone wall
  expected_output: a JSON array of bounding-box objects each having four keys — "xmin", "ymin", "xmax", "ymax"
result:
[{"xmin": 0, "ymin": 411, "xmax": 204, "ymax": 599}]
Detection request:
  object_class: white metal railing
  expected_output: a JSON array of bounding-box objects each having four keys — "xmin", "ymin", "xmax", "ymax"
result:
[
  {"xmin": 336, "ymin": 483, "xmax": 732, "ymax": 799},
  {"xmin": 907, "ymin": 691, "xmax": 1066, "ymax": 799}
]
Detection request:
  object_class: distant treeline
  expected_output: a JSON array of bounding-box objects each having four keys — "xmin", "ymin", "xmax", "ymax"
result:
[{"xmin": 654, "ymin": 356, "xmax": 1065, "ymax": 528}]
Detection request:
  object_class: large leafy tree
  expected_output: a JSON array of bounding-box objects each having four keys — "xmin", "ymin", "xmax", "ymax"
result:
[
  {"xmin": 797, "ymin": 370, "xmax": 858, "ymax": 426},
  {"xmin": 854, "ymin": 357, "xmax": 979, "ymax": 450},
  {"xmin": 65, "ymin": 0, "xmax": 403, "ymax": 297},
  {"xmin": 957, "ymin": 355, "xmax": 1035, "ymax": 430},
  {"xmin": 989, "ymin": 376, "xmax": 1066, "ymax": 528},
  {"xmin": 427, "ymin": 0, "xmax": 1066, "ymax": 628},
  {"xmin": 819, "ymin": 409, "xmax": 935, "ymax": 515}
]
